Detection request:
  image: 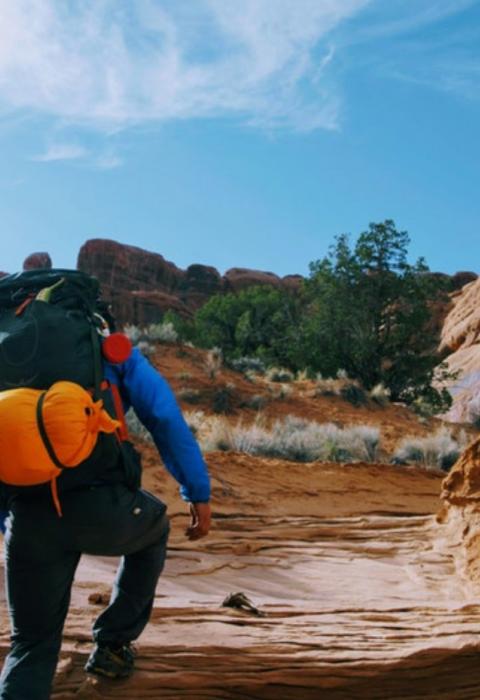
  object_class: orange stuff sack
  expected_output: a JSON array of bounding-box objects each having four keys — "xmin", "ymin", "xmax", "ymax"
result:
[{"xmin": 0, "ymin": 381, "xmax": 120, "ymax": 487}]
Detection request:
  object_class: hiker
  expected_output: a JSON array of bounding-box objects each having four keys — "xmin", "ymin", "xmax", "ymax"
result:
[{"xmin": 0, "ymin": 270, "xmax": 211, "ymax": 700}]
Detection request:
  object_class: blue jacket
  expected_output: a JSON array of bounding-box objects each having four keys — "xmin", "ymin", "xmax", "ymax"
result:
[{"xmin": 104, "ymin": 348, "xmax": 211, "ymax": 503}]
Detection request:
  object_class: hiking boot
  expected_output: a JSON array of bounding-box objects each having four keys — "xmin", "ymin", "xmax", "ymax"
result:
[{"xmin": 84, "ymin": 642, "xmax": 136, "ymax": 679}]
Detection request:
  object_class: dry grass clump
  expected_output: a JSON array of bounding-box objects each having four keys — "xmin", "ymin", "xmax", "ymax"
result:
[
  {"xmin": 123, "ymin": 321, "xmax": 178, "ymax": 345},
  {"xmin": 393, "ymin": 427, "xmax": 468, "ymax": 471},
  {"xmin": 145, "ymin": 322, "xmax": 178, "ymax": 343},
  {"xmin": 313, "ymin": 373, "xmax": 368, "ymax": 407},
  {"xmin": 265, "ymin": 367, "xmax": 294, "ymax": 383},
  {"xmin": 229, "ymin": 357, "xmax": 266, "ymax": 375},
  {"xmin": 205, "ymin": 347, "xmax": 223, "ymax": 380},
  {"xmin": 369, "ymin": 383, "xmax": 391, "ymax": 406},
  {"xmin": 199, "ymin": 414, "xmax": 380, "ymax": 463},
  {"xmin": 268, "ymin": 383, "xmax": 293, "ymax": 400},
  {"xmin": 183, "ymin": 410, "xmax": 207, "ymax": 436}
]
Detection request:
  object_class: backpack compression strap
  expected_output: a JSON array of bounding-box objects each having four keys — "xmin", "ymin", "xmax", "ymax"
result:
[{"xmin": 36, "ymin": 392, "xmax": 65, "ymax": 517}]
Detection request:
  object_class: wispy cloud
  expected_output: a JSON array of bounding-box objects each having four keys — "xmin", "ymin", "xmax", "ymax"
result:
[
  {"xmin": 0, "ymin": 0, "xmax": 372, "ymax": 133},
  {"xmin": 31, "ymin": 141, "xmax": 124, "ymax": 170},
  {"xmin": 32, "ymin": 143, "xmax": 89, "ymax": 162},
  {"xmin": 340, "ymin": 0, "xmax": 480, "ymax": 101},
  {"xmin": 0, "ymin": 1, "xmax": 477, "ymax": 137},
  {"xmin": 95, "ymin": 152, "xmax": 123, "ymax": 170}
]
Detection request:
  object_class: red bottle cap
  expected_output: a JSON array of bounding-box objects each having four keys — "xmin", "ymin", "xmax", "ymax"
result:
[{"xmin": 102, "ymin": 333, "xmax": 133, "ymax": 364}]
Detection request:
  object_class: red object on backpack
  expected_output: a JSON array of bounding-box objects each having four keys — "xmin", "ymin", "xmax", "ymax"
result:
[{"xmin": 102, "ymin": 333, "xmax": 132, "ymax": 364}]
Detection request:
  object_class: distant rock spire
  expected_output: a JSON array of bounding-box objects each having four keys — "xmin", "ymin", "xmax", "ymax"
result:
[{"xmin": 23, "ymin": 252, "xmax": 52, "ymax": 271}]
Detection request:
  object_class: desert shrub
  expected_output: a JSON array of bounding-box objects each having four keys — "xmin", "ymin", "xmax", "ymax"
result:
[
  {"xmin": 199, "ymin": 414, "xmax": 380, "ymax": 463},
  {"xmin": 230, "ymin": 356, "xmax": 266, "ymax": 375},
  {"xmin": 123, "ymin": 321, "xmax": 178, "ymax": 346},
  {"xmin": 123, "ymin": 323, "xmax": 143, "ymax": 344},
  {"xmin": 314, "ymin": 377, "xmax": 341, "ymax": 397},
  {"xmin": 161, "ymin": 310, "xmax": 195, "ymax": 343},
  {"xmin": 393, "ymin": 428, "xmax": 468, "ymax": 471},
  {"xmin": 212, "ymin": 385, "xmax": 235, "ymax": 414},
  {"xmin": 411, "ymin": 393, "xmax": 451, "ymax": 418},
  {"xmin": 266, "ymin": 367, "xmax": 294, "ymax": 383},
  {"xmin": 183, "ymin": 410, "xmax": 207, "ymax": 436},
  {"xmin": 348, "ymin": 425, "xmax": 380, "ymax": 462},
  {"xmin": 178, "ymin": 388, "xmax": 202, "ymax": 404},
  {"xmin": 340, "ymin": 382, "xmax": 368, "ymax": 407},
  {"xmin": 370, "ymin": 383, "xmax": 391, "ymax": 406},
  {"xmin": 205, "ymin": 347, "xmax": 223, "ymax": 380},
  {"xmin": 136, "ymin": 340, "xmax": 155, "ymax": 357},
  {"xmin": 201, "ymin": 418, "xmax": 233, "ymax": 452},
  {"xmin": 145, "ymin": 321, "xmax": 178, "ymax": 344},
  {"xmin": 268, "ymin": 383, "xmax": 293, "ymax": 400},
  {"xmin": 125, "ymin": 409, "xmax": 152, "ymax": 442},
  {"xmin": 241, "ymin": 394, "xmax": 268, "ymax": 410}
]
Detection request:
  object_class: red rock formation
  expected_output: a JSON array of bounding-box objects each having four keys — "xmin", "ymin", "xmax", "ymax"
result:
[
  {"xmin": 78, "ymin": 239, "xmax": 184, "ymax": 293},
  {"xmin": 23, "ymin": 252, "xmax": 52, "ymax": 270},
  {"xmin": 282, "ymin": 274, "xmax": 304, "ymax": 291},
  {"xmin": 224, "ymin": 267, "xmax": 282, "ymax": 293},
  {"xmin": 77, "ymin": 239, "xmax": 303, "ymax": 326}
]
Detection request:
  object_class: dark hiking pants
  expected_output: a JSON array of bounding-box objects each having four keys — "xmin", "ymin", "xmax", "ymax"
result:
[{"xmin": 0, "ymin": 484, "xmax": 170, "ymax": 700}]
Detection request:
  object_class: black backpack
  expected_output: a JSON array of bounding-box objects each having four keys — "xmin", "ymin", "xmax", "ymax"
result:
[
  {"xmin": 0, "ymin": 269, "xmax": 140, "ymax": 506},
  {"xmin": 0, "ymin": 269, "xmax": 104, "ymax": 393}
]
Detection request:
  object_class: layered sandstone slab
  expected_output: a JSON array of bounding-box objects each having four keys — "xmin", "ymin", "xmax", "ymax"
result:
[{"xmin": 3, "ymin": 453, "xmax": 480, "ymax": 699}]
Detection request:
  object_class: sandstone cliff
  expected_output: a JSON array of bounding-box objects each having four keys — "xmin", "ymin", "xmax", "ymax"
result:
[
  {"xmin": 439, "ymin": 437, "xmax": 480, "ymax": 593},
  {"xmin": 440, "ymin": 277, "xmax": 480, "ymax": 423}
]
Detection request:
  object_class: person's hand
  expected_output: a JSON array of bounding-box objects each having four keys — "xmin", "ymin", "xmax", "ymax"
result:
[{"xmin": 186, "ymin": 502, "xmax": 211, "ymax": 541}]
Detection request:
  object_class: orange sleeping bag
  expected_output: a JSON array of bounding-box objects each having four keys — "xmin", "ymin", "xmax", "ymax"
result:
[{"xmin": 0, "ymin": 381, "xmax": 120, "ymax": 512}]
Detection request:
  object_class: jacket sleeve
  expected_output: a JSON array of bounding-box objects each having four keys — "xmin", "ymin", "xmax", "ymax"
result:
[{"xmin": 105, "ymin": 349, "xmax": 211, "ymax": 503}]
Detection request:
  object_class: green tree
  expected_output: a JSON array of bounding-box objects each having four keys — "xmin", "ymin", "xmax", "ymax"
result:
[
  {"xmin": 194, "ymin": 285, "xmax": 302, "ymax": 367},
  {"xmin": 302, "ymin": 220, "xmax": 451, "ymax": 405}
]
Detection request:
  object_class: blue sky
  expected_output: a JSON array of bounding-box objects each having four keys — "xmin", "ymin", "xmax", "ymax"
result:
[{"xmin": 0, "ymin": 0, "xmax": 479, "ymax": 277}]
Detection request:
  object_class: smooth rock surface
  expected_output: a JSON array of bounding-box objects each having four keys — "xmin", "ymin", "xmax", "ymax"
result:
[{"xmin": 2, "ymin": 452, "xmax": 479, "ymax": 699}]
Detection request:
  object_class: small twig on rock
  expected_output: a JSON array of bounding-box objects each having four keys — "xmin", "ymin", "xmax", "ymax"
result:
[{"xmin": 222, "ymin": 592, "xmax": 265, "ymax": 617}]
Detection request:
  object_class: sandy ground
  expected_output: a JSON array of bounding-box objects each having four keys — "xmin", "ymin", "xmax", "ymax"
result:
[{"xmin": 1, "ymin": 449, "xmax": 479, "ymax": 700}]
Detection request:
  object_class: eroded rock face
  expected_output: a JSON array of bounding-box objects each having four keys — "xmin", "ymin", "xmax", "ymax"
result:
[
  {"xmin": 78, "ymin": 239, "xmax": 202, "ymax": 324},
  {"xmin": 439, "ymin": 437, "xmax": 480, "ymax": 590},
  {"xmin": 440, "ymin": 277, "xmax": 480, "ymax": 422}
]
